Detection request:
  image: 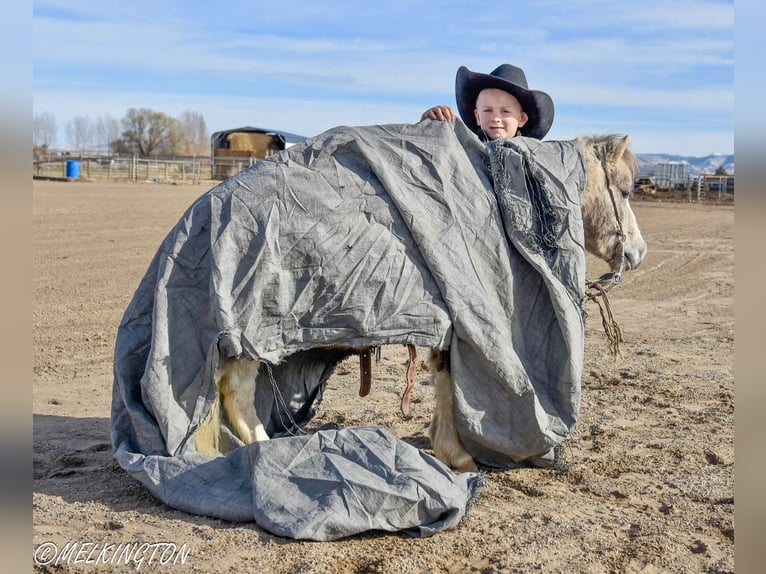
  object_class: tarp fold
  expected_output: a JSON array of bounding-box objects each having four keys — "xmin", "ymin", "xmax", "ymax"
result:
[{"xmin": 112, "ymin": 120, "xmax": 586, "ymax": 539}]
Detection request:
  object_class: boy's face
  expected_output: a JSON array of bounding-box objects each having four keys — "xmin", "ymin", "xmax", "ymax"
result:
[{"xmin": 474, "ymin": 88, "xmax": 528, "ymax": 140}]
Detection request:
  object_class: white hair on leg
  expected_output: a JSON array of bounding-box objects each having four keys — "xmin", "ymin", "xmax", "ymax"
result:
[
  {"xmin": 427, "ymin": 350, "xmax": 477, "ymax": 472},
  {"xmin": 219, "ymin": 357, "xmax": 269, "ymax": 444}
]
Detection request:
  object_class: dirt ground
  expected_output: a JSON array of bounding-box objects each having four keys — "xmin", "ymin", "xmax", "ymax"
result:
[{"xmin": 33, "ymin": 180, "xmax": 733, "ymax": 573}]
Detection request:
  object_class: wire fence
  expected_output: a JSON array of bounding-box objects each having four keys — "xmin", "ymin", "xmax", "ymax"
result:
[
  {"xmin": 32, "ymin": 154, "xmax": 257, "ymax": 184},
  {"xmin": 33, "ymin": 154, "xmax": 734, "ymax": 205}
]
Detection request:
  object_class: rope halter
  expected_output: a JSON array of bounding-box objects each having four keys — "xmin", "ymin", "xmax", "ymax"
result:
[{"xmin": 585, "ymin": 149, "xmax": 628, "ymax": 356}]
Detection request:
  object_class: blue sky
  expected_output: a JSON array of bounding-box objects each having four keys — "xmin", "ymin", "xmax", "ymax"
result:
[{"xmin": 32, "ymin": 0, "xmax": 734, "ymax": 156}]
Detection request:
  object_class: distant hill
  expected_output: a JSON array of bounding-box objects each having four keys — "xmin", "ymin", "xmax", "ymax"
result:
[{"xmin": 635, "ymin": 153, "xmax": 734, "ymax": 177}]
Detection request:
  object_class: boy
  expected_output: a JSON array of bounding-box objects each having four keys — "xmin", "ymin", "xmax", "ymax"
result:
[{"xmin": 421, "ymin": 64, "xmax": 554, "ymax": 142}]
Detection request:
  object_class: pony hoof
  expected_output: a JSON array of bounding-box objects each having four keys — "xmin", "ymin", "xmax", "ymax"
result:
[
  {"xmin": 452, "ymin": 455, "xmax": 479, "ymax": 473},
  {"xmin": 454, "ymin": 460, "xmax": 478, "ymax": 473}
]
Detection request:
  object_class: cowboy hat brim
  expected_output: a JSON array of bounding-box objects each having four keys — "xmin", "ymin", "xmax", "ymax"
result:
[{"xmin": 455, "ymin": 65, "xmax": 554, "ymax": 140}]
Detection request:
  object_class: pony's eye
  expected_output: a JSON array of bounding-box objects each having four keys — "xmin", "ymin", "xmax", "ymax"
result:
[{"xmin": 621, "ymin": 189, "xmax": 632, "ymax": 199}]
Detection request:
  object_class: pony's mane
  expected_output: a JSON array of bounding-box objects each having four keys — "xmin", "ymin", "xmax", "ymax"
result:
[{"xmin": 579, "ymin": 134, "xmax": 638, "ymax": 178}]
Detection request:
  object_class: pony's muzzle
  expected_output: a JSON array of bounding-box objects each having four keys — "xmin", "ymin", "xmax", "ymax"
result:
[{"xmin": 623, "ymin": 242, "xmax": 647, "ymax": 270}]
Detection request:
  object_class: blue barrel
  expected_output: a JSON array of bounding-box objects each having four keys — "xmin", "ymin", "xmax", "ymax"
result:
[{"xmin": 66, "ymin": 160, "xmax": 80, "ymax": 179}]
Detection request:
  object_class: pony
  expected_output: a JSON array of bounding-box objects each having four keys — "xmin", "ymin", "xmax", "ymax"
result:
[{"xmin": 196, "ymin": 133, "xmax": 647, "ymax": 472}]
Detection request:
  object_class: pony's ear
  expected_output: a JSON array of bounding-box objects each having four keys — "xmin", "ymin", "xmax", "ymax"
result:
[{"xmin": 610, "ymin": 134, "xmax": 631, "ymax": 161}]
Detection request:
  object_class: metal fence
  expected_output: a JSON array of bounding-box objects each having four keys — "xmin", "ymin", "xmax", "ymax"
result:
[
  {"xmin": 32, "ymin": 155, "xmax": 256, "ymax": 183},
  {"xmin": 34, "ymin": 155, "xmax": 735, "ymax": 206}
]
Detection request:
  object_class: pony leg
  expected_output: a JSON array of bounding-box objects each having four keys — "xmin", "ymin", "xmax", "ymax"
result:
[
  {"xmin": 193, "ymin": 395, "xmax": 223, "ymax": 455},
  {"xmin": 427, "ymin": 350, "xmax": 478, "ymax": 473},
  {"xmin": 219, "ymin": 357, "xmax": 269, "ymax": 444}
]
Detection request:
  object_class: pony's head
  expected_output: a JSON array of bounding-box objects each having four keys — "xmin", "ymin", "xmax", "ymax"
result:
[{"xmin": 579, "ymin": 134, "xmax": 647, "ymax": 274}]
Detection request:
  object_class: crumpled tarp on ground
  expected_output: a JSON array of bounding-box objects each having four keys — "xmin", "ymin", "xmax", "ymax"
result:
[{"xmin": 111, "ymin": 120, "xmax": 587, "ymax": 540}]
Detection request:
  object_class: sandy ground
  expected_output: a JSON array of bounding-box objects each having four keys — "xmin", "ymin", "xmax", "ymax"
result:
[{"xmin": 33, "ymin": 180, "xmax": 733, "ymax": 573}]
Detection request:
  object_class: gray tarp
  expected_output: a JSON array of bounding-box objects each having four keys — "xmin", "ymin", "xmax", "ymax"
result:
[{"xmin": 111, "ymin": 120, "xmax": 587, "ymax": 539}]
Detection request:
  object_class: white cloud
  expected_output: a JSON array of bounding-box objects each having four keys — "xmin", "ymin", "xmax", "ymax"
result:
[{"xmin": 32, "ymin": 0, "xmax": 734, "ymax": 155}]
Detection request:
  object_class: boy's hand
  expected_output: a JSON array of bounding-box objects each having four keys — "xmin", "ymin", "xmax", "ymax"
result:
[{"xmin": 420, "ymin": 105, "xmax": 456, "ymax": 122}]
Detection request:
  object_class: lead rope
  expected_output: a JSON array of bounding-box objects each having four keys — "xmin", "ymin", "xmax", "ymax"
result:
[
  {"xmin": 585, "ymin": 150, "xmax": 627, "ymax": 357},
  {"xmin": 585, "ymin": 280, "xmax": 623, "ymax": 356}
]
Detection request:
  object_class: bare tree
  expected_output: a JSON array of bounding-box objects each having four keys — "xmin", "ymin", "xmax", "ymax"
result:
[
  {"xmin": 33, "ymin": 108, "xmax": 208, "ymax": 157},
  {"xmin": 177, "ymin": 111, "xmax": 209, "ymax": 156},
  {"xmin": 66, "ymin": 116, "xmax": 94, "ymax": 153},
  {"xmin": 115, "ymin": 108, "xmax": 182, "ymax": 157},
  {"xmin": 33, "ymin": 111, "xmax": 57, "ymax": 150},
  {"xmin": 94, "ymin": 114, "xmax": 121, "ymax": 153}
]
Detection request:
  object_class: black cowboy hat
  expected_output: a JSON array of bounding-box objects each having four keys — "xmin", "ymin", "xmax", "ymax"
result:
[{"xmin": 455, "ymin": 64, "xmax": 554, "ymax": 140}]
